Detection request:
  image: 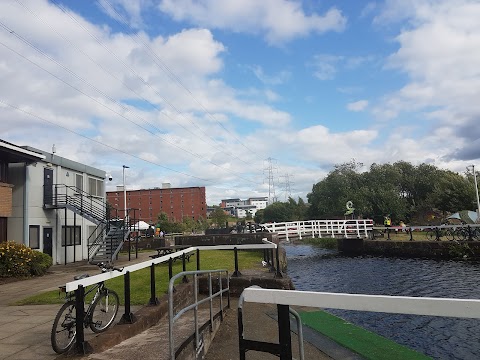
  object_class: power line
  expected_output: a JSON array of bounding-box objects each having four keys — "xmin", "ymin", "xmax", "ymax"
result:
[
  {"xmin": 280, "ymin": 173, "xmax": 295, "ymax": 201},
  {"xmin": 264, "ymin": 157, "xmax": 278, "ymax": 204},
  {"xmin": 98, "ymin": 0, "xmax": 256, "ymax": 157},
  {"xmin": 0, "ymin": 22, "xmax": 260, "ymax": 185},
  {"xmin": 47, "ymin": 0, "xmax": 251, "ymax": 166}
]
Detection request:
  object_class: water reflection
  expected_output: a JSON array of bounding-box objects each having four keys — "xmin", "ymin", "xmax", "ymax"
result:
[{"xmin": 285, "ymin": 244, "xmax": 480, "ymax": 360}]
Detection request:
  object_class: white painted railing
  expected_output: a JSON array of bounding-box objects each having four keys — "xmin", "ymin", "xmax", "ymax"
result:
[
  {"xmin": 261, "ymin": 219, "xmax": 373, "ymax": 241},
  {"xmin": 65, "ymin": 239, "xmax": 277, "ymax": 292},
  {"xmin": 242, "ymin": 287, "xmax": 480, "ymax": 319}
]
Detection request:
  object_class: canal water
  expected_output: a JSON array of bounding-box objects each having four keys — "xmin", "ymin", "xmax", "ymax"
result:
[{"xmin": 285, "ymin": 244, "xmax": 480, "ymax": 360}]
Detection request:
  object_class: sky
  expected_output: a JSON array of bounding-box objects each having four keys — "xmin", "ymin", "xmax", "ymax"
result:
[{"xmin": 1, "ymin": 0, "xmax": 479, "ymax": 206}]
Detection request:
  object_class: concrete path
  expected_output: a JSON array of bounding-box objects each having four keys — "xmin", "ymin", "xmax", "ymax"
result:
[{"xmin": 0, "ymin": 252, "xmax": 154, "ymax": 360}]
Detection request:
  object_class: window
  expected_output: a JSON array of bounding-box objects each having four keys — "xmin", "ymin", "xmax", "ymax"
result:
[
  {"xmin": 88, "ymin": 177, "xmax": 104, "ymax": 197},
  {"xmin": 75, "ymin": 174, "xmax": 83, "ymax": 191},
  {"xmin": 61, "ymin": 226, "xmax": 81, "ymax": 246},
  {"xmin": 29, "ymin": 225, "xmax": 40, "ymax": 249}
]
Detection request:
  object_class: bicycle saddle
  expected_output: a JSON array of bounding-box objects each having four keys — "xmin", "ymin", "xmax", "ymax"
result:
[{"xmin": 73, "ymin": 274, "xmax": 90, "ymax": 280}]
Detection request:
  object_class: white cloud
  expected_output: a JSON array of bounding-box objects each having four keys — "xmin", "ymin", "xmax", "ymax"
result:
[
  {"xmin": 347, "ymin": 100, "xmax": 369, "ymax": 112},
  {"xmin": 157, "ymin": 0, "xmax": 347, "ymax": 45},
  {"xmin": 373, "ymin": 0, "xmax": 480, "ymax": 162},
  {"xmin": 250, "ymin": 65, "xmax": 291, "ymax": 85},
  {"xmin": 311, "ymin": 54, "xmax": 343, "ymax": 80},
  {"xmin": 97, "ymin": 0, "xmax": 152, "ymax": 29}
]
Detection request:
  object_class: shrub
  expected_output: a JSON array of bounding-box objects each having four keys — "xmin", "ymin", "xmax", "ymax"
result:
[
  {"xmin": 0, "ymin": 241, "xmax": 52, "ymax": 278},
  {"xmin": 30, "ymin": 251, "xmax": 53, "ymax": 276}
]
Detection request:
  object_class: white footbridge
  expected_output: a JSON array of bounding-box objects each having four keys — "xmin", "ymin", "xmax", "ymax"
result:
[{"xmin": 261, "ymin": 219, "xmax": 373, "ymax": 241}]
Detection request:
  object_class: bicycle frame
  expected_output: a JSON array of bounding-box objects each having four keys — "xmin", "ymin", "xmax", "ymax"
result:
[{"xmin": 62, "ymin": 281, "xmax": 106, "ymax": 328}]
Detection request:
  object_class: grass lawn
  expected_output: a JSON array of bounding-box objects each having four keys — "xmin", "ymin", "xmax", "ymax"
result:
[
  {"xmin": 14, "ymin": 250, "xmax": 263, "ymax": 306},
  {"xmin": 300, "ymin": 310, "xmax": 432, "ymax": 360}
]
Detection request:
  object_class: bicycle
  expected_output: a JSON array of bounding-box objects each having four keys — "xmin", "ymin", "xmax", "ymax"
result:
[
  {"xmin": 425, "ymin": 227, "xmax": 455, "ymax": 241},
  {"xmin": 50, "ymin": 262, "xmax": 123, "ymax": 354}
]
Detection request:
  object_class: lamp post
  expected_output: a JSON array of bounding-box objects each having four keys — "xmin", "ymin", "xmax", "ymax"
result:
[
  {"xmin": 467, "ymin": 165, "xmax": 480, "ymax": 223},
  {"xmin": 123, "ymin": 165, "xmax": 129, "ymax": 222}
]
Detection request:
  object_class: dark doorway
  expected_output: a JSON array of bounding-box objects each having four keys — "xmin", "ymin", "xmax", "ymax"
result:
[
  {"xmin": 43, "ymin": 227, "xmax": 53, "ymax": 257},
  {"xmin": 0, "ymin": 217, "xmax": 6, "ymax": 243},
  {"xmin": 43, "ymin": 168, "xmax": 53, "ymax": 206}
]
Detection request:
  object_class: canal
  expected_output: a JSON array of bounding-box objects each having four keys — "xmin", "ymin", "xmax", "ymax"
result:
[{"xmin": 285, "ymin": 244, "xmax": 480, "ymax": 360}]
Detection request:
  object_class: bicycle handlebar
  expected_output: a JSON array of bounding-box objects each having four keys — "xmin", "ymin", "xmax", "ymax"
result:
[{"xmin": 97, "ymin": 262, "xmax": 124, "ymax": 273}]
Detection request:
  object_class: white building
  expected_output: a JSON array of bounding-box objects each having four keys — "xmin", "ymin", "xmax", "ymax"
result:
[
  {"xmin": 235, "ymin": 205, "xmax": 257, "ymax": 219},
  {"xmin": 247, "ymin": 197, "xmax": 268, "ymax": 210},
  {"xmin": 2, "ymin": 139, "xmax": 109, "ymax": 264}
]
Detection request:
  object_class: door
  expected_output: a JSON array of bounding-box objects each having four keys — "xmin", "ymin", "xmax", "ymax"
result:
[
  {"xmin": 43, "ymin": 168, "xmax": 53, "ymax": 206},
  {"xmin": 43, "ymin": 227, "xmax": 52, "ymax": 257}
]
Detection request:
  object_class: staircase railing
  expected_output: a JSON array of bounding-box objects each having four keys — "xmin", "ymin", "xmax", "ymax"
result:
[
  {"xmin": 44, "ymin": 184, "xmax": 108, "ymax": 224},
  {"xmin": 87, "ymin": 222, "xmax": 108, "ymax": 261}
]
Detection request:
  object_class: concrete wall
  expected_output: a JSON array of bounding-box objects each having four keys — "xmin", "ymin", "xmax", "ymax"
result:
[
  {"xmin": 176, "ymin": 232, "xmax": 277, "ymax": 246},
  {"xmin": 338, "ymin": 239, "xmax": 480, "ymax": 260}
]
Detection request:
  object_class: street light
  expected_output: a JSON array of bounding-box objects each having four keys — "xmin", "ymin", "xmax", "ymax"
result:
[
  {"xmin": 466, "ymin": 165, "xmax": 480, "ymax": 223},
  {"xmin": 123, "ymin": 165, "xmax": 129, "ymax": 221}
]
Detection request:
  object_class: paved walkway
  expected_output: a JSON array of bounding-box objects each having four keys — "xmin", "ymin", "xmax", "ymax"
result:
[{"xmin": 0, "ymin": 252, "xmax": 153, "ymax": 360}]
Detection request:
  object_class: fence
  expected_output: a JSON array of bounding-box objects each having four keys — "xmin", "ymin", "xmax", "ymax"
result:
[
  {"xmin": 262, "ymin": 219, "xmax": 373, "ymax": 240},
  {"xmin": 62, "ymin": 239, "xmax": 279, "ymax": 354},
  {"xmin": 168, "ymin": 269, "xmax": 230, "ymax": 359},
  {"xmin": 239, "ymin": 286, "xmax": 480, "ymax": 360}
]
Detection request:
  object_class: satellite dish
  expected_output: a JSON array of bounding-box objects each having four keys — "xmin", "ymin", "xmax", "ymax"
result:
[{"xmin": 346, "ymin": 201, "xmax": 353, "ymax": 210}]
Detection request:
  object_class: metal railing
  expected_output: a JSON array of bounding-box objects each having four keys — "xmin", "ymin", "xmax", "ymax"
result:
[
  {"xmin": 240, "ymin": 286, "xmax": 480, "ymax": 360},
  {"xmin": 238, "ymin": 286, "xmax": 304, "ymax": 360},
  {"xmin": 168, "ymin": 269, "xmax": 230, "ymax": 359},
  {"xmin": 262, "ymin": 219, "xmax": 373, "ymax": 240},
  {"xmin": 62, "ymin": 239, "xmax": 280, "ymax": 354},
  {"xmin": 44, "ymin": 184, "xmax": 108, "ymax": 224}
]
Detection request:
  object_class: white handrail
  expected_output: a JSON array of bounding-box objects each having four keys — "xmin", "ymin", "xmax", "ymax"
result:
[
  {"xmin": 65, "ymin": 239, "xmax": 276, "ymax": 292},
  {"xmin": 241, "ymin": 288, "xmax": 480, "ymax": 319}
]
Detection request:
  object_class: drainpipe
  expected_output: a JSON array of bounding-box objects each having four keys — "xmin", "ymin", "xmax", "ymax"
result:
[{"xmin": 23, "ymin": 163, "xmax": 29, "ymax": 246}]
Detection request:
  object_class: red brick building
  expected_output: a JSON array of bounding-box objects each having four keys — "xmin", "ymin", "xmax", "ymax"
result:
[{"xmin": 106, "ymin": 186, "xmax": 206, "ymax": 224}]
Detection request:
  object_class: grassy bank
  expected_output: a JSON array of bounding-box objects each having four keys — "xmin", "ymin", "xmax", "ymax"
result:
[
  {"xmin": 14, "ymin": 250, "xmax": 263, "ymax": 306},
  {"xmin": 300, "ymin": 310, "xmax": 432, "ymax": 360}
]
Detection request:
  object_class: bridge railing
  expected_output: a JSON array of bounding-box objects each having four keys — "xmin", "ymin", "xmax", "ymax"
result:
[
  {"xmin": 262, "ymin": 219, "xmax": 373, "ymax": 240},
  {"xmin": 239, "ymin": 286, "xmax": 480, "ymax": 360}
]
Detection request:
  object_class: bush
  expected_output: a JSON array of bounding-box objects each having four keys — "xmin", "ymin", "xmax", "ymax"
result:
[
  {"xmin": 30, "ymin": 251, "xmax": 53, "ymax": 276},
  {"xmin": 0, "ymin": 241, "xmax": 52, "ymax": 278}
]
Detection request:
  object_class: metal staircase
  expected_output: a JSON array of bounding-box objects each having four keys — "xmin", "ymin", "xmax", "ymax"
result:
[{"xmin": 44, "ymin": 184, "xmax": 131, "ymax": 264}]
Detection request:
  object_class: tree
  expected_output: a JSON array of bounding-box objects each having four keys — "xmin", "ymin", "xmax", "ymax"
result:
[
  {"xmin": 263, "ymin": 202, "xmax": 293, "ymax": 222},
  {"xmin": 431, "ymin": 170, "xmax": 476, "ymax": 215},
  {"xmin": 254, "ymin": 209, "xmax": 265, "ymax": 223},
  {"xmin": 209, "ymin": 207, "xmax": 228, "ymax": 228},
  {"xmin": 245, "ymin": 210, "xmax": 253, "ymax": 221}
]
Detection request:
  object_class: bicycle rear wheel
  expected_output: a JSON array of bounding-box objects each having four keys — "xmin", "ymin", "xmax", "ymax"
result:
[
  {"xmin": 426, "ymin": 230, "xmax": 436, "ymax": 241},
  {"xmin": 51, "ymin": 301, "xmax": 76, "ymax": 354},
  {"xmin": 445, "ymin": 229, "xmax": 455, "ymax": 241},
  {"xmin": 455, "ymin": 228, "xmax": 467, "ymax": 241},
  {"xmin": 89, "ymin": 289, "xmax": 119, "ymax": 333}
]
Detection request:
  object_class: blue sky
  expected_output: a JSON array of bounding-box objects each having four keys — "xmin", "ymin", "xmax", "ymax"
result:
[{"xmin": 1, "ymin": 0, "xmax": 479, "ymax": 205}]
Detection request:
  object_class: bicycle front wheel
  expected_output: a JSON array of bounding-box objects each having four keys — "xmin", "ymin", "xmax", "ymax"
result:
[
  {"xmin": 89, "ymin": 289, "xmax": 119, "ymax": 333},
  {"xmin": 51, "ymin": 301, "xmax": 77, "ymax": 354}
]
